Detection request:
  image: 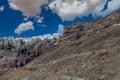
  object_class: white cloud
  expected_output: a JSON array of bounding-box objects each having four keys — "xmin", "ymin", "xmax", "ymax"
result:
[
  {"xmin": 34, "ymin": 16, "xmax": 44, "ymax": 24},
  {"xmin": 37, "ymin": 18, "xmax": 44, "ymax": 24},
  {"xmin": 7, "ymin": 24, "xmax": 64, "ymax": 41},
  {"xmin": 14, "ymin": 21, "xmax": 34, "ymax": 34},
  {"xmin": 49, "ymin": 0, "xmax": 107, "ymax": 21},
  {"xmin": 0, "ymin": 6, "xmax": 4, "ymax": 12},
  {"xmin": 57, "ymin": 24, "xmax": 64, "ymax": 35},
  {"xmin": 8, "ymin": 0, "xmax": 120, "ymax": 22},
  {"xmin": 8, "ymin": 0, "xmax": 48, "ymax": 17},
  {"xmin": 49, "ymin": 0, "xmax": 120, "ymax": 21}
]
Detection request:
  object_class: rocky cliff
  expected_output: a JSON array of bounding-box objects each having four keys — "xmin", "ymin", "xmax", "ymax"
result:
[{"xmin": 0, "ymin": 9, "xmax": 120, "ymax": 80}]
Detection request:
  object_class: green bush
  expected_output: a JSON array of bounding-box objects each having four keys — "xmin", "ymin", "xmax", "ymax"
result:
[{"xmin": 92, "ymin": 51, "xmax": 96, "ymax": 55}]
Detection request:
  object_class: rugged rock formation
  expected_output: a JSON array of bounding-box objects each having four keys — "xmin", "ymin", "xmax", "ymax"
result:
[
  {"xmin": 0, "ymin": 37, "xmax": 59, "ymax": 70},
  {"xmin": 0, "ymin": 9, "xmax": 120, "ymax": 80}
]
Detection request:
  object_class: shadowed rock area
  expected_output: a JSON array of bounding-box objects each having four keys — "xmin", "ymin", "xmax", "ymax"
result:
[{"xmin": 0, "ymin": 9, "xmax": 120, "ymax": 80}]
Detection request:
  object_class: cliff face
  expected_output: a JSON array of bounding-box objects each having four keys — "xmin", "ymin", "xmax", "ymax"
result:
[
  {"xmin": 0, "ymin": 9, "xmax": 120, "ymax": 80},
  {"xmin": 0, "ymin": 37, "xmax": 59, "ymax": 70}
]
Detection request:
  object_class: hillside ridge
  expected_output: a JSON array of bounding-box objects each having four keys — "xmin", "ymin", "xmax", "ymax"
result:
[{"xmin": 0, "ymin": 9, "xmax": 120, "ymax": 80}]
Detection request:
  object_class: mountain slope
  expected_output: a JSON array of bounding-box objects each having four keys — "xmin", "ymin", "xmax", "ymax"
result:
[{"xmin": 0, "ymin": 9, "xmax": 120, "ymax": 80}]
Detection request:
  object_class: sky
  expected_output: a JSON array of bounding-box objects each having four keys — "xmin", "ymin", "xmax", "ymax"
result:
[{"xmin": 0, "ymin": 0, "xmax": 120, "ymax": 38}]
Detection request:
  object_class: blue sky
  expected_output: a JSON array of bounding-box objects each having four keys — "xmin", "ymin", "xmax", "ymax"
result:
[{"xmin": 0, "ymin": 0, "xmax": 120, "ymax": 37}]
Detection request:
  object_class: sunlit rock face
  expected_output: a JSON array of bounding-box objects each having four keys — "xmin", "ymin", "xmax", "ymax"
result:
[{"xmin": 13, "ymin": 39, "xmax": 24, "ymax": 49}]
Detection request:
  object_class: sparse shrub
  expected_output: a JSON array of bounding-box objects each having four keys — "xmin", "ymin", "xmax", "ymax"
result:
[
  {"xmin": 92, "ymin": 51, "xmax": 96, "ymax": 55},
  {"xmin": 12, "ymin": 46, "xmax": 16, "ymax": 49}
]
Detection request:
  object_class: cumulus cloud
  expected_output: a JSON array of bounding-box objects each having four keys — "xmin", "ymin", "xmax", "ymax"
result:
[
  {"xmin": 8, "ymin": 0, "xmax": 120, "ymax": 21},
  {"xmin": 0, "ymin": 6, "xmax": 4, "ymax": 12},
  {"xmin": 57, "ymin": 24, "xmax": 64, "ymax": 35},
  {"xmin": 49, "ymin": 0, "xmax": 107, "ymax": 21},
  {"xmin": 49, "ymin": 0, "xmax": 120, "ymax": 21},
  {"xmin": 8, "ymin": 0, "xmax": 48, "ymax": 17},
  {"xmin": 14, "ymin": 21, "xmax": 34, "ymax": 34}
]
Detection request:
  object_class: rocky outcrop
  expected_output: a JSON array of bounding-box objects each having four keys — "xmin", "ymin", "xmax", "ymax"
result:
[
  {"xmin": 13, "ymin": 39, "xmax": 24, "ymax": 49},
  {"xmin": 0, "ymin": 37, "xmax": 59, "ymax": 70},
  {"xmin": 0, "ymin": 39, "xmax": 4, "ymax": 49}
]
